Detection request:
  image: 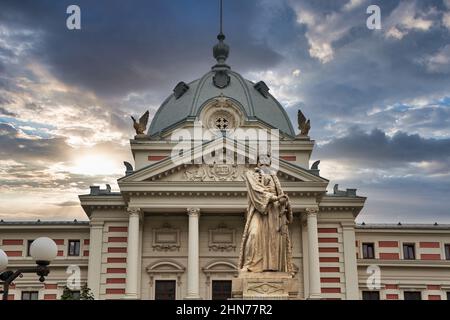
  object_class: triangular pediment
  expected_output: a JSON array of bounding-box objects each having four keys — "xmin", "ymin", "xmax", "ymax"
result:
[{"xmin": 118, "ymin": 137, "xmax": 328, "ymax": 184}]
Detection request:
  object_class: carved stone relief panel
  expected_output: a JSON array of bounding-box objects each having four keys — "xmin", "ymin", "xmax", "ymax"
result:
[
  {"xmin": 152, "ymin": 223, "xmax": 181, "ymax": 252},
  {"xmin": 246, "ymin": 281, "xmax": 285, "ymax": 296},
  {"xmin": 185, "ymin": 164, "xmax": 246, "ymax": 182},
  {"xmin": 208, "ymin": 223, "xmax": 236, "ymax": 252}
]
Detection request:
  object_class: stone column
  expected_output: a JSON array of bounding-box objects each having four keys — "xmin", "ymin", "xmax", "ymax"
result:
[
  {"xmin": 125, "ymin": 208, "xmax": 141, "ymax": 299},
  {"xmin": 306, "ymin": 207, "xmax": 321, "ymax": 299},
  {"xmin": 341, "ymin": 221, "xmax": 359, "ymax": 299},
  {"xmin": 186, "ymin": 208, "xmax": 201, "ymax": 299},
  {"xmin": 87, "ymin": 221, "xmax": 104, "ymax": 299}
]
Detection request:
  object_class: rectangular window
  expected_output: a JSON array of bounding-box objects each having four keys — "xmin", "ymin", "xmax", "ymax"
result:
[
  {"xmin": 362, "ymin": 291, "xmax": 380, "ymax": 300},
  {"xmin": 362, "ymin": 243, "xmax": 375, "ymax": 259},
  {"xmin": 155, "ymin": 280, "xmax": 176, "ymax": 300},
  {"xmin": 21, "ymin": 291, "xmax": 38, "ymax": 300},
  {"xmin": 404, "ymin": 291, "xmax": 421, "ymax": 300},
  {"xmin": 447, "ymin": 292, "xmax": 450, "ymax": 300},
  {"xmin": 68, "ymin": 240, "xmax": 80, "ymax": 256},
  {"xmin": 403, "ymin": 243, "xmax": 415, "ymax": 260},
  {"xmin": 212, "ymin": 280, "xmax": 232, "ymax": 300},
  {"xmin": 445, "ymin": 244, "xmax": 450, "ymax": 260},
  {"xmin": 27, "ymin": 240, "xmax": 34, "ymax": 257}
]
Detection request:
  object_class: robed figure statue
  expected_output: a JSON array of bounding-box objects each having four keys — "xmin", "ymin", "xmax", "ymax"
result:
[{"xmin": 238, "ymin": 154, "xmax": 294, "ymax": 274}]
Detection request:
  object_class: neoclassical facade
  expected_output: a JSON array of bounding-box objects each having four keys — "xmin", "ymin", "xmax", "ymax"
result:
[{"xmin": 1, "ymin": 33, "xmax": 450, "ymax": 301}]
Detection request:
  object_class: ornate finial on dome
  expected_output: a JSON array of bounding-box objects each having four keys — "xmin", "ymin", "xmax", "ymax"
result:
[{"xmin": 213, "ymin": 33, "xmax": 229, "ymax": 65}]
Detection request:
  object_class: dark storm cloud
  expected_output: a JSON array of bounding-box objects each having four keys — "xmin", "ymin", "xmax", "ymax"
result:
[
  {"xmin": 317, "ymin": 127, "xmax": 450, "ymax": 167},
  {"xmin": 272, "ymin": 0, "xmax": 450, "ymax": 141},
  {"xmin": 355, "ymin": 176, "xmax": 450, "ymax": 223},
  {"xmin": 297, "ymin": 35, "xmax": 450, "ymax": 136},
  {"xmin": 314, "ymin": 128, "xmax": 450, "ymax": 222},
  {"xmin": 1, "ymin": 0, "xmax": 450, "ymax": 222},
  {"xmin": 0, "ymin": 162, "xmax": 116, "ymax": 191},
  {"xmin": 55, "ymin": 201, "xmax": 79, "ymax": 207},
  {"xmin": 0, "ymin": 123, "xmax": 71, "ymax": 162},
  {"xmin": 23, "ymin": 103, "xmax": 43, "ymax": 112},
  {"xmin": 0, "ymin": 107, "xmax": 16, "ymax": 117},
  {"xmin": 0, "ymin": 0, "xmax": 283, "ymax": 97}
]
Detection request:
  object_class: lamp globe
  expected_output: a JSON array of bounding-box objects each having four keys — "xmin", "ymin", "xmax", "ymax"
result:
[{"xmin": 30, "ymin": 237, "xmax": 57, "ymax": 264}]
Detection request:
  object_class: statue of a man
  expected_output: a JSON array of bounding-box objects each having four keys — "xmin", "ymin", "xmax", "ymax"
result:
[{"xmin": 238, "ymin": 154, "xmax": 294, "ymax": 274}]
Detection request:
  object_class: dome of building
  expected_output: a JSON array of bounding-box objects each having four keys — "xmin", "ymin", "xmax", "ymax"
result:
[{"xmin": 148, "ymin": 33, "xmax": 295, "ymax": 137}]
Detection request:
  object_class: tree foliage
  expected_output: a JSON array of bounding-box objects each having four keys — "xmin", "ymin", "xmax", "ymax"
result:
[{"xmin": 60, "ymin": 284, "xmax": 94, "ymax": 300}]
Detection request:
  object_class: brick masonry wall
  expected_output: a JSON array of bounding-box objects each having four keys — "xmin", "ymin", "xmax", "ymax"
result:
[
  {"xmin": 356, "ymin": 239, "xmax": 447, "ymax": 261},
  {"xmin": 318, "ymin": 225, "xmax": 344, "ymax": 300},
  {"xmin": 1, "ymin": 236, "xmax": 90, "ymax": 260},
  {"xmin": 0, "ymin": 233, "xmax": 89, "ymax": 300},
  {"xmin": 100, "ymin": 223, "xmax": 128, "ymax": 299},
  {"xmin": 356, "ymin": 231, "xmax": 450, "ymax": 300}
]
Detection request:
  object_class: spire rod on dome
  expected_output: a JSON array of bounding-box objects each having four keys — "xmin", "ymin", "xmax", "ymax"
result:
[
  {"xmin": 213, "ymin": 0, "xmax": 229, "ymax": 67},
  {"xmin": 219, "ymin": 0, "xmax": 223, "ymax": 35},
  {"xmin": 212, "ymin": 0, "xmax": 230, "ymax": 88}
]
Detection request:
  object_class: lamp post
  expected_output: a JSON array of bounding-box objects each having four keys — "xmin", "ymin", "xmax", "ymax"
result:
[{"xmin": 0, "ymin": 237, "xmax": 57, "ymax": 300}]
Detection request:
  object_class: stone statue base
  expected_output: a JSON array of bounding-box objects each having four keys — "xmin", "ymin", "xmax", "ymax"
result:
[
  {"xmin": 231, "ymin": 271, "xmax": 298, "ymax": 300},
  {"xmin": 134, "ymin": 133, "xmax": 148, "ymax": 140}
]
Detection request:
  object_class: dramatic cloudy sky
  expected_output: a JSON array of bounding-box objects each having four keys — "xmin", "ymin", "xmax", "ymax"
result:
[{"xmin": 0, "ymin": 0, "xmax": 449, "ymax": 223}]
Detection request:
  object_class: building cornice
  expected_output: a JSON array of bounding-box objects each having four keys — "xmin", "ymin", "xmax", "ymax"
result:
[
  {"xmin": 319, "ymin": 195, "xmax": 366, "ymax": 217},
  {"xmin": 5, "ymin": 259, "xmax": 89, "ymax": 267},
  {"xmin": 357, "ymin": 259, "xmax": 450, "ymax": 268},
  {"xmin": 118, "ymin": 181, "xmax": 328, "ymax": 193},
  {"xmin": 356, "ymin": 223, "xmax": 450, "ymax": 231},
  {"xmin": 0, "ymin": 220, "xmax": 90, "ymax": 230},
  {"xmin": 130, "ymin": 138, "xmax": 315, "ymax": 151},
  {"xmin": 78, "ymin": 194, "xmax": 126, "ymax": 217}
]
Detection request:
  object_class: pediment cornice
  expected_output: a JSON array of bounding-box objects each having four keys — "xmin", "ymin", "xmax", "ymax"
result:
[{"xmin": 118, "ymin": 137, "xmax": 328, "ymax": 186}]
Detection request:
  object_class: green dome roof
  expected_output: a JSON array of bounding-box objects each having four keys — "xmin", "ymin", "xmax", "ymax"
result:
[{"xmin": 148, "ymin": 69, "xmax": 295, "ymax": 137}]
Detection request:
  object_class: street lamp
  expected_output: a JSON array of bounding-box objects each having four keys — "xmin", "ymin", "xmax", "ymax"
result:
[
  {"xmin": 0, "ymin": 250, "xmax": 7, "ymax": 273},
  {"xmin": 0, "ymin": 237, "xmax": 58, "ymax": 300}
]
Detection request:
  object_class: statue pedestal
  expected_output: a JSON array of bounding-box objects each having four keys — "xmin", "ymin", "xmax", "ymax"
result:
[
  {"xmin": 134, "ymin": 133, "xmax": 147, "ymax": 140},
  {"xmin": 231, "ymin": 271, "xmax": 298, "ymax": 300}
]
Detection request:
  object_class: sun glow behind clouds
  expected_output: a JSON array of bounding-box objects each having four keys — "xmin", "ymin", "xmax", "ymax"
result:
[{"xmin": 50, "ymin": 154, "xmax": 124, "ymax": 176}]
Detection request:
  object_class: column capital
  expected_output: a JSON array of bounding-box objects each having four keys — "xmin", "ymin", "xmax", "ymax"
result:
[
  {"xmin": 89, "ymin": 220, "xmax": 105, "ymax": 228},
  {"xmin": 187, "ymin": 207, "xmax": 200, "ymax": 217},
  {"xmin": 340, "ymin": 221, "xmax": 356, "ymax": 229},
  {"xmin": 127, "ymin": 207, "xmax": 141, "ymax": 217},
  {"xmin": 305, "ymin": 207, "xmax": 319, "ymax": 217}
]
